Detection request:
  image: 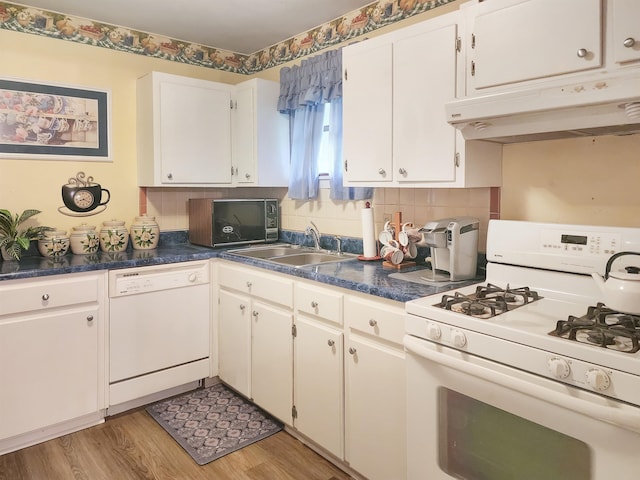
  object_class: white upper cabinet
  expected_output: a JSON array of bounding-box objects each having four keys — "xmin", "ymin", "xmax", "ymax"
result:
[
  {"xmin": 468, "ymin": 0, "xmax": 602, "ymax": 92},
  {"xmin": 231, "ymin": 78, "xmax": 290, "ymax": 187},
  {"xmin": 137, "ymin": 74, "xmax": 288, "ymax": 187},
  {"xmin": 393, "ymin": 23, "xmax": 459, "ymax": 183},
  {"xmin": 343, "ymin": 42, "xmax": 393, "ymax": 183},
  {"xmin": 137, "ymin": 72, "xmax": 233, "ymax": 186},
  {"xmin": 342, "ymin": 10, "xmax": 501, "ymax": 188},
  {"xmin": 611, "ymin": 0, "xmax": 640, "ymax": 65}
]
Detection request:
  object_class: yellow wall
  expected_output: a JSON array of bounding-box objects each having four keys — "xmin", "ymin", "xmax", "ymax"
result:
[{"xmin": 501, "ymin": 135, "xmax": 640, "ymax": 227}]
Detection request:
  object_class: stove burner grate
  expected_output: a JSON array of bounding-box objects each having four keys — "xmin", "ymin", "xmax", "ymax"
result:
[
  {"xmin": 549, "ymin": 303, "xmax": 640, "ymax": 353},
  {"xmin": 435, "ymin": 283, "xmax": 541, "ymax": 318}
]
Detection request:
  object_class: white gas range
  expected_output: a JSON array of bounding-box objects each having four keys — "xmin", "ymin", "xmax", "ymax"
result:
[{"xmin": 404, "ymin": 220, "xmax": 640, "ymax": 480}]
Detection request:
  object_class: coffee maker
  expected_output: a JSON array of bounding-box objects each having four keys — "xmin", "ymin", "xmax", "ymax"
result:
[{"xmin": 418, "ymin": 217, "xmax": 479, "ymax": 281}]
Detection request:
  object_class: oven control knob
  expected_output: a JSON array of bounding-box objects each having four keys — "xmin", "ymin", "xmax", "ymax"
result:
[
  {"xmin": 586, "ymin": 368, "xmax": 611, "ymax": 391},
  {"xmin": 426, "ymin": 323, "xmax": 442, "ymax": 340},
  {"xmin": 451, "ymin": 330, "xmax": 467, "ymax": 348},
  {"xmin": 547, "ymin": 358, "xmax": 570, "ymax": 379}
]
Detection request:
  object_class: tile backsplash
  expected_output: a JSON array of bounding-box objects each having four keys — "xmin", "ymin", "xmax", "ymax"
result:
[{"xmin": 144, "ymin": 185, "xmax": 493, "ymax": 252}]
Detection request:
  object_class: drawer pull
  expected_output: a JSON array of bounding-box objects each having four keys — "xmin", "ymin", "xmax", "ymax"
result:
[
  {"xmin": 42, "ymin": 293, "xmax": 50, "ymax": 301},
  {"xmin": 86, "ymin": 315, "xmax": 94, "ymax": 322},
  {"xmin": 369, "ymin": 319, "xmax": 377, "ymax": 327},
  {"xmin": 311, "ymin": 301, "xmax": 318, "ymax": 308},
  {"xmin": 246, "ymin": 281, "xmax": 252, "ymax": 288},
  {"xmin": 348, "ymin": 347, "xmax": 357, "ymax": 355},
  {"xmin": 327, "ymin": 339, "xmax": 335, "ymax": 347}
]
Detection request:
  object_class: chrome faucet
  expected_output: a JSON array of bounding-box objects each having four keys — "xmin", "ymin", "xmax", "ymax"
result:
[
  {"xmin": 334, "ymin": 236, "xmax": 343, "ymax": 256},
  {"xmin": 305, "ymin": 221, "xmax": 321, "ymax": 250}
]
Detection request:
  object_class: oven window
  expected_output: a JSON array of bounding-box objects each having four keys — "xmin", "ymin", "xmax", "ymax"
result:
[{"xmin": 438, "ymin": 388, "xmax": 591, "ymax": 480}]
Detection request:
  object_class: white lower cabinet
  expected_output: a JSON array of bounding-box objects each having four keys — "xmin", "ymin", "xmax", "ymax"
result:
[
  {"xmin": 293, "ymin": 315, "xmax": 344, "ymax": 459},
  {"xmin": 251, "ymin": 300, "xmax": 293, "ymax": 424},
  {"xmin": 344, "ymin": 295, "xmax": 407, "ymax": 480},
  {"xmin": 216, "ymin": 262, "xmax": 294, "ymax": 424},
  {"xmin": 216, "ymin": 262, "xmax": 407, "ymax": 479},
  {"xmin": 0, "ymin": 272, "xmax": 106, "ymax": 449},
  {"xmin": 218, "ymin": 288, "xmax": 252, "ymax": 398}
]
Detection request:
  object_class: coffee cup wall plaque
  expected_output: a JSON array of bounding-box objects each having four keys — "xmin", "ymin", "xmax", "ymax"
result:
[{"xmin": 58, "ymin": 171, "xmax": 110, "ymax": 216}]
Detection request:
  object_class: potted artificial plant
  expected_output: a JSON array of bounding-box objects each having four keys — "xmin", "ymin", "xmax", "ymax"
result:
[{"xmin": 0, "ymin": 209, "xmax": 51, "ymax": 261}]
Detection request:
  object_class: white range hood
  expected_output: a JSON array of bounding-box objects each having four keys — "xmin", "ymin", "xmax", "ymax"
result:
[{"xmin": 445, "ymin": 70, "xmax": 640, "ymax": 143}]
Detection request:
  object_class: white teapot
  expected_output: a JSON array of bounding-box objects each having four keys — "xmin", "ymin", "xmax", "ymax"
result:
[{"xmin": 591, "ymin": 252, "xmax": 640, "ymax": 314}]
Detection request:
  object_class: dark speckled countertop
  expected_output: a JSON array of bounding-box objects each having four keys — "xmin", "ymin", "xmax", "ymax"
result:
[{"xmin": 0, "ymin": 231, "xmax": 483, "ymax": 303}]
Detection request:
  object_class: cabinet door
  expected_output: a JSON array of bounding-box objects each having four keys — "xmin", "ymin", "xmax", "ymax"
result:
[
  {"xmin": 231, "ymin": 84, "xmax": 256, "ymax": 185},
  {"xmin": 345, "ymin": 335, "xmax": 406, "ymax": 480},
  {"xmin": 612, "ymin": 0, "xmax": 640, "ymax": 64},
  {"xmin": 343, "ymin": 42, "xmax": 393, "ymax": 183},
  {"xmin": 218, "ymin": 289, "xmax": 251, "ymax": 397},
  {"xmin": 393, "ymin": 23, "xmax": 458, "ymax": 183},
  {"xmin": 251, "ymin": 301, "xmax": 293, "ymax": 425},
  {"xmin": 471, "ymin": 0, "xmax": 602, "ymax": 90},
  {"xmin": 0, "ymin": 307, "xmax": 99, "ymax": 440},
  {"xmin": 293, "ymin": 317, "xmax": 344, "ymax": 459},
  {"xmin": 160, "ymin": 79, "xmax": 232, "ymax": 184}
]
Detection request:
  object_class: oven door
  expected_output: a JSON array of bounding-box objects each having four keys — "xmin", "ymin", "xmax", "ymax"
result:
[{"xmin": 404, "ymin": 334, "xmax": 640, "ymax": 480}]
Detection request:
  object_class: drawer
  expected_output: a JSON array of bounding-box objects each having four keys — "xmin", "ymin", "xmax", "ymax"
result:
[
  {"xmin": 345, "ymin": 295, "xmax": 405, "ymax": 346},
  {"xmin": 296, "ymin": 282, "xmax": 343, "ymax": 326},
  {"xmin": 0, "ymin": 273, "xmax": 101, "ymax": 317},
  {"xmin": 218, "ymin": 263, "xmax": 293, "ymax": 308}
]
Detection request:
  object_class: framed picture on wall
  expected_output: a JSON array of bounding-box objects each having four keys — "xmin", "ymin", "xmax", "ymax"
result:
[{"xmin": 0, "ymin": 77, "xmax": 110, "ymax": 161}]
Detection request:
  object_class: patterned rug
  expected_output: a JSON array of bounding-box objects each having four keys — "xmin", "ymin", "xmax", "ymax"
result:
[{"xmin": 146, "ymin": 382, "xmax": 283, "ymax": 465}]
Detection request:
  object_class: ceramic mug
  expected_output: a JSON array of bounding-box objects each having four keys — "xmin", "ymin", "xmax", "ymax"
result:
[{"xmin": 378, "ymin": 221, "xmax": 395, "ymax": 246}]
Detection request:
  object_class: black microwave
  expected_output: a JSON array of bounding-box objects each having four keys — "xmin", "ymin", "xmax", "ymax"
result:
[{"xmin": 188, "ymin": 198, "xmax": 279, "ymax": 247}]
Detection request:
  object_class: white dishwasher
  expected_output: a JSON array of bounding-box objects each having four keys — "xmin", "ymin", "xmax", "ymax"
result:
[{"xmin": 108, "ymin": 261, "xmax": 210, "ymax": 407}]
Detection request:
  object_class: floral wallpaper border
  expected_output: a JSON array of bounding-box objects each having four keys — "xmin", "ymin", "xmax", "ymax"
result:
[{"xmin": 1, "ymin": 0, "xmax": 456, "ymax": 75}]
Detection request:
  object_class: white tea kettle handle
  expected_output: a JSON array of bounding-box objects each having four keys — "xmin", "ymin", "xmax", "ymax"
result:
[{"xmin": 604, "ymin": 252, "xmax": 640, "ymax": 279}]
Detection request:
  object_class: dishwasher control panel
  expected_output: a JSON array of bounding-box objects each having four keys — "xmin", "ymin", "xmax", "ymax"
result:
[{"xmin": 109, "ymin": 261, "xmax": 209, "ymax": 297}]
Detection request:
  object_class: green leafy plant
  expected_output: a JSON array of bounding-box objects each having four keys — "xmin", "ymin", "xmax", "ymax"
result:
[{"xmin": 0, "ymin": 209, "xmax": 51, "ymax": 261}]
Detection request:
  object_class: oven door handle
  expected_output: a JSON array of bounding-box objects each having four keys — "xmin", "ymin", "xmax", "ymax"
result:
[{"xmin": 404, "ymin": 335, "xmax": 640, "ymax": 434}]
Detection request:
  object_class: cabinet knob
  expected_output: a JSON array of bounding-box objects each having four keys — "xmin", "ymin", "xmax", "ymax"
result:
[
  {"xmin": 239, "ymin": 304, "xmax": 246, "ymax": 311},
  {"xmin": 311, "ymin": 301, "xmax": 318, "ymax": 308},
  {"xmin": 368, "ymin": 319, "xmax": 377, "ymax": 327},
  {"xmin": 245, "ymin": 173, "xmax": 251, "ymax": 179},
  {"xmin": 348, "ymin": 347, "xmax": 357, "ymax": 355},
  {"xmin": 246, "ymin": 281, "xmax": 252, "ymax": 288},
  {"xmin": 86, "ymin": 315, "xmax": 94, "ymax": 322},
  {"xmin": 378, "ymin": 168, "xmax": 386, "ymax": 176},
  {"xmin": 623, "ymin": 37, "xmax": 636, "ymax": 48},
  {"xmin": 252, "ymin": 310, "xmax": 259, "ymax": 317},
  {"xmin": 167, "ymin": 173, "xmax": 173, "ymax": 180},
  {"xmin": 576, "ymin": 48, "xmax": 588, "ymax": 58},
  {"xmin": 42, "ymin": 293, "xmax": 50, "ymax": 301},
  {"xmin": 327, "ymin": 339, "xmax": 335, "ymax": 347},
  {"xmin": 398, "ymin": 168, "xmax": 407, "ymax": 175}
]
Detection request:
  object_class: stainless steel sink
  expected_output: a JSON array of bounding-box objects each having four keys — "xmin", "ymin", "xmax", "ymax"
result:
[{"xmin": 229, "ymin": 244, "xmax": 356, "ymax": 267}]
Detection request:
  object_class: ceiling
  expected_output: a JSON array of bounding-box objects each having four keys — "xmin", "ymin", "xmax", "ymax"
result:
[{"xmin": 16, "ymin": 0, "xmax": 373, "ymax": 54}]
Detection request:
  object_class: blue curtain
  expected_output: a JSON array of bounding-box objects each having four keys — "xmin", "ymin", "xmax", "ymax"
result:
[{"xmin": 279, "ymin": 49, "xmax": 372, "ymax": 201}]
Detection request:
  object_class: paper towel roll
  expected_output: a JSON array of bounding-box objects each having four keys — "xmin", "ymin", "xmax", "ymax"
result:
[{"xmin": 361, "ymin": 207, "xmax": 377, "ymax": 258}]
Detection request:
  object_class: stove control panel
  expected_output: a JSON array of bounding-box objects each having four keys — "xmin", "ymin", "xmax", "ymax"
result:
[{"xmin": 541, "ymin": 229, "xmax": 621, "ymax": 257}]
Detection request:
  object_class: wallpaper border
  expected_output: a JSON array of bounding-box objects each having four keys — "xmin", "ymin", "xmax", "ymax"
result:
[{"xmin": 0, "ymin": 0, "xmax": 456, "ymax": 75}]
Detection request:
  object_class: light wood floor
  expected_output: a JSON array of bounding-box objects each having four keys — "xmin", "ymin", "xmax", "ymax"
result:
[{"xmin": 0, "ymin": 409, "xmax": 352, "ymax": 480}]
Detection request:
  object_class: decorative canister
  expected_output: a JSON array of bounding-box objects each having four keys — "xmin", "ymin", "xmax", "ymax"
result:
[
  {"xmin": 38, "ymin": 229, "xmax": 70, "ymax": 258},
  {"xmin": 130, "ymin": 215, "xmax": 160, "ymax": 250},
  {"xmin": 99, "ymin": 220, "xmax": 129, "ymax": 253},
  {"xmin": 70, "ymin": 223, "xmax": 99, "ymax": 255}
]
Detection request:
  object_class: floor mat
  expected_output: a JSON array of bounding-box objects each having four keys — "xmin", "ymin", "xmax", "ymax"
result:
[{"xmin": 146, "ymin": 382, "xmax": 283, "ymax": 465}]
